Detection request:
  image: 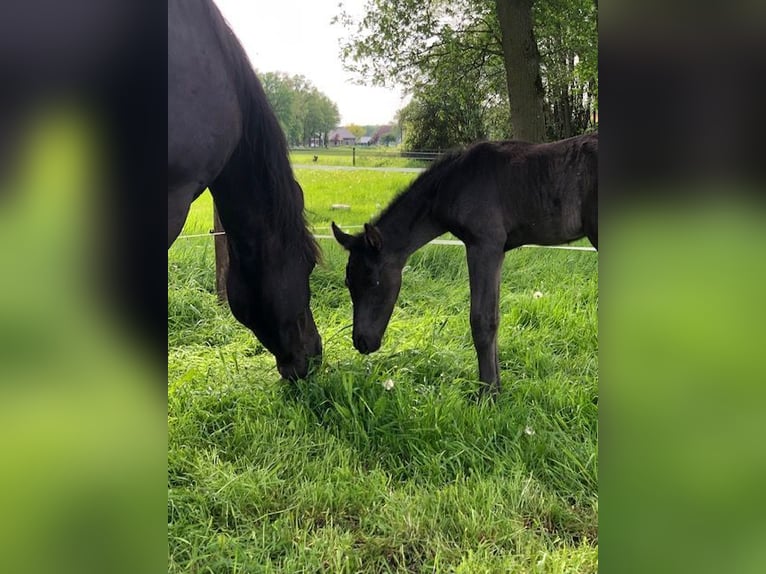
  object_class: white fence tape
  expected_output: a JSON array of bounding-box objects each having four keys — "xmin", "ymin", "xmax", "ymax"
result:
[{"xmin": 177, "ymin": 229, "xmax": 596, "ymax": 252}]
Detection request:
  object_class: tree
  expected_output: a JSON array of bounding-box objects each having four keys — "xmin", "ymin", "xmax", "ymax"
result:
[
  {"xmin": 535, "ymin": 0, "xmax": 598, "ymax": 138},
  {"xmin": 380, "ymin": 132, "xmax": 397, "ymax": 146},
  {"xmin": 259, "ymin": 71, "xmax": 300, "ymax": 142},
  {"xmin": 259, "ymin": 72, "xmax": 340, "ymax": 146},
  {"xmin": 334, "ymin": 0, "xmax": 597, "ymax": 143},
  {"xmin": 394, "ymin": 19, "xmax": 511, "ymax": 150},
  {"xmin": 494, "ymin": 0, "xmax": 545, "ymax": 141},
  {"xmin": 346, "ymin": 123, "xmax": 366, "ymax": 138},
  {"xmin": 397, "ymin": 51, "xmax": 507, "ymax": 150},
  {"xmin": 303, "ymin": 88, "xmax": 340, "ymax": 146}
]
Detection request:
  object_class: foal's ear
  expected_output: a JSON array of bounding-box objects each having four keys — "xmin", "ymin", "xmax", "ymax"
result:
[
  {"xmin": 363, "ymin": 223, "xmax": 383, "ymax": 251},
  {"xmin": 331, "ymin": 221, "xmax": 354, "ymax": 250}
]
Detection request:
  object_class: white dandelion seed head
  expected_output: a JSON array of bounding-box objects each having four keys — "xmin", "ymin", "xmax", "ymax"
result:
[
  {"xmin": 524, "ymin": 426, "xmax": 535, "ymax": 436},
  {"xmin": 533, "ymin": 291, "xmax": 544, "ymax": 299},
  {"xmin": 382, "ymin": 379, "xmax": 395, "ymax": 390}
]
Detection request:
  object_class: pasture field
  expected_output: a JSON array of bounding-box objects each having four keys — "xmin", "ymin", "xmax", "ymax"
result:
[
  {"xmin": 179, "ymin": 169, "xmax": 420, "ymax": 236},
  {"xmin": 168, "ymin": 168, "xmax": 598, "ymax": 572},
  {"xmin": 291, "ymin": 147, "xmax": 430, "ymax": 169}
]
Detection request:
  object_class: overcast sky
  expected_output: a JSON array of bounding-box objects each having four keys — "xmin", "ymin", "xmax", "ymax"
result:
[{"xmin": 214, "ymin": 0, "xmax": 407, "ymax": 126}]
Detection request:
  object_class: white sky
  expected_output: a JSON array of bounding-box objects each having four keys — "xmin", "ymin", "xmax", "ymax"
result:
[{"xmin": 214, "ymin": 0, "xmax": 407, "ymax": 126}]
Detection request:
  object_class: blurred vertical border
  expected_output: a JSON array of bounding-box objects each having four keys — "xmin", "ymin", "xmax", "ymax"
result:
[
  {"xmin": 600, "ymin": 2, "xmax": 766, "ymax": 573},
  {"xmin": 0, "ymin": 1, "xmax": 167, "ymax": 573}
]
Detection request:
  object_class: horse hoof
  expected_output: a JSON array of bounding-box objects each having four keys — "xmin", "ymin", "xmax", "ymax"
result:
[{"xmin": 475, "ymin": 382, "xmax": 500, "ymax": 402}]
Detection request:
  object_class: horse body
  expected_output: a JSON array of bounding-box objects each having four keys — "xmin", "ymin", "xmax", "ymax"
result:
[
  {"xmin": 169, "ymin": 0, "xmax": 321, "ymax": 380},
  {"xmin": 333, "ymin": 133, "xmax": 597, "ymax": 394},
  {"xmin": 424, "ymin": 135, "xmax": 598, "ymax": 251}
]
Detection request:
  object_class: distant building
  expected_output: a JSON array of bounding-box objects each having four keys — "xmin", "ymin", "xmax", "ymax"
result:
[
  {"xmin": 358, "ymin": 136, "xmax": 372, "ymax": 145},
  {"xmin": 327, "ymin": 127, "xmax": 356, "ymax": 146}
]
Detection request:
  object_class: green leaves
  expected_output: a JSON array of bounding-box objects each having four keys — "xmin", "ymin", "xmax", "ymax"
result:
[
  {"xmin": 336, "ymin": 0, "xmax": 598, "ymax": 144},
  {"xmin": 534, "ymin": 0, "xmax": 599, "ymax": 136},
  {"xmin": 258, "ymin": 72, "xmax": 340, "ymax": 146}
]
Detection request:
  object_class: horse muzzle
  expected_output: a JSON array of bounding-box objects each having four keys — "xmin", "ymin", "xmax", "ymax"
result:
[
  {"xmin": 353, "ymin": 333, "xmax": 381, "ymax": 355},
  {"xmin": 277, "ymin": 360, "xmax": 306, "ymax": 381},
  {"xmin": 277, "ymin": 336, "xmax": 322, "ymax": 381}
]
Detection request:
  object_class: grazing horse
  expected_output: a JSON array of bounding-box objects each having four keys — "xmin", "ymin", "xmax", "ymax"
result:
[
  {"xmin": 169, "ymin": 0, "xmax": 321, "ymax": 379},
  {"xmin": 332, "ymin": 133, "xmax": 597, "ymax": 395}
]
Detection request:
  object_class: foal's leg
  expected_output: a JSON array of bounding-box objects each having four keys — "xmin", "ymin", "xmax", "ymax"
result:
[{"xmin": 466, "ymin": 244, "xmax": 505, "ymax": 396}]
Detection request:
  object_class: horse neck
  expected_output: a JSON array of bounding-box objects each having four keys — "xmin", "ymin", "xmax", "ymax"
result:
[
  {"xmin": 376, "ymin": 183, "xmax": 444, "ymax": 264},
  {"xmin": 198, "ymin": 0, "xmax": 315, "ymax": 266},
  {"xmin": 212, "ymin": 146, "xmax": 312, "ymax": 266}
]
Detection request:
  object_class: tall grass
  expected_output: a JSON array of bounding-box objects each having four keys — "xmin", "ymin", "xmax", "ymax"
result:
[{"xmin": 168, "ymin": 169, "xmax": 598, "ymax": 572}]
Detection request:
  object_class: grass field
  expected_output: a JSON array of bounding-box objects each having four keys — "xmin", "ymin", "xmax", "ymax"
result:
[
  {"xmin": 168, "ymin": 168, "xmax": 599, "ymax": 572},
  {"xmin": 291, "ymin": 147, "xmax": 430, "ymax": 169}
]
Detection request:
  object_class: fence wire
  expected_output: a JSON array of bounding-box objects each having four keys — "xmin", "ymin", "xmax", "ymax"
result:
[{"xmin": 175, "ymin": 227, "xmax": 597, "ymax": 252}]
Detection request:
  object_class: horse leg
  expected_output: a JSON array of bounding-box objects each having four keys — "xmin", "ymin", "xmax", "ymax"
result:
[
  {"xmin": 167, "ymin": 183, "xmax": 203, "ymax": 248},
  {"xmin": 466, "ymin": 244, "xmax": 505, "ymax": 396},
  {"xmin": 584, "ymin": 185, "xmax": 598, "ymax": 250},
  {"xmin": 586, "ymin": 225, "xmax": 598, "ymax": 250}
]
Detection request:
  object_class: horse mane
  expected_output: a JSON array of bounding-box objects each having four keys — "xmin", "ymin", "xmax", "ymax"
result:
[
  {"xmin": 373, "ymin": 134, "xmax": 597, "ymax": 229},
  {"xmin": 202, "ymin": 0, "xmax": 319, "ymax": 264},
  {"xmin": 372, "ymin": 148, "xmax": 464, "ymax": 227}
]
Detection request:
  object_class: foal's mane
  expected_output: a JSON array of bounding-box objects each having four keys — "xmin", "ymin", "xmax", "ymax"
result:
[
  {"xmin": 203, "ymin": 0, "xmax": 319, "ymax": 264},
  {"xmin": 372, "ymin": 134, "xmax": 597, "ymax": 229},
  {"xmin": 372, "ymin": 148, "xmax": 464, "ymax": 226}
]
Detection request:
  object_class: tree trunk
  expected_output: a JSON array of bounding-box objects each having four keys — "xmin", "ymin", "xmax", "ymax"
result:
[{"xmin": 494, "ymin": 0, "xmax": 546, "ymax": 142}]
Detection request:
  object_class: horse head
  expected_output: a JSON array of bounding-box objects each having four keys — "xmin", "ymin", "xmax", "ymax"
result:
[
  {"xmin": 332, "ymin": 221, "xmax": 402, "ymax": 354},
  {"xmin": 225, "ymin": 231, "xmax": 322, "ymax": 381}
]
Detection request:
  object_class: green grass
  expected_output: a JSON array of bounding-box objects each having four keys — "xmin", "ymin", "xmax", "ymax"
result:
[
  {"xmin": 178, "ymin": 169, "xmax": 419, "ymax": 236},
  {"xmin": 291, "ymin": 147, "xmax": 429, "ymax": 169},
  {"xmin": 179, "ymin": 168, "xmax": 593, "ymax": 247},
  {"xmin": 168, "ymin": 169, "xmax": 598, "ymax": 572}
]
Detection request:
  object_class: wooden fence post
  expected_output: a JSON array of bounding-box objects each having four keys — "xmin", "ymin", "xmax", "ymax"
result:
[{"xmin": 213, "ymin": 203, "xmax": 229, "ymax": 304}]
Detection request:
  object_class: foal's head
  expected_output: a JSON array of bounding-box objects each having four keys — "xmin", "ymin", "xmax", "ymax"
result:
[{"xmin": 332, "ymin": 222, "xmax": 402, "ymax": 354}]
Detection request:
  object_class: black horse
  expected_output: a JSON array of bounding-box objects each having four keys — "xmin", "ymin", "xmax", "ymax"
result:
[
  {"xmin": 1, "ymin": 0, "xmax": 320, "ymax": 378},
  {"xmin": 168, "ymin": 0, "xmax": 321, "ymax": 379},
  {"xmin": 332, "ymin": 133, "xmax": 597, "ymax": 395}
]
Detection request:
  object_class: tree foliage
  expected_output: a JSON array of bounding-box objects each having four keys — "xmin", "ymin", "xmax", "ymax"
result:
[
  {"xmin": 335, "ymin": 0, "xmax": 597, "ymax": 148},
  {"xmin": 397, "ymin": 40, "xmax": 510, "ymax": 149},
  {"xmin": 346, "ymin": 123, "xmax": 366, "ymax": 138},
  {"xmin": 535, "ymin": 0, "xmax": 598, "ymax": 139},
  {"xmin": 259, "ymin": 72, "xmax": 340, "ymax": 146}
]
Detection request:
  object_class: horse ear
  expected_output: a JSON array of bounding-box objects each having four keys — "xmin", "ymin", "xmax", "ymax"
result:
[
  {"xmin": 363, "ymin": 223, "xmax": 383, "ymax": 251},
  {"xmin": 331, "ymin": 221, "xmax": 353, "ymax": 250}
]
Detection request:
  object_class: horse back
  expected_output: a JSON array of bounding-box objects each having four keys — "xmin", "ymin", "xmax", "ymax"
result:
[
  {"xmin": 168, "ymin": 0, "xmax": 243, "ymax": 188},
  {"xmin": 470, "ymin": 134, "xmax": 598, "ymax": 248}
]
